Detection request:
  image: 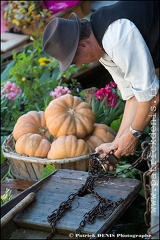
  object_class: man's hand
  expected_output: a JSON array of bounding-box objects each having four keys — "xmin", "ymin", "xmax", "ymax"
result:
[{"xmin": 95, "ymin": 132, "xmax": 139, "ymax": 159}]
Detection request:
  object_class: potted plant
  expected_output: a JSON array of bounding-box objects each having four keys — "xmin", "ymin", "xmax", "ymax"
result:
[{"xmin": 3, "ymin": 1, "xmax": 52, "ymax": 36}]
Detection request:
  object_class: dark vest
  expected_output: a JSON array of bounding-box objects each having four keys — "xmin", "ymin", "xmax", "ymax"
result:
[{"xmin": 90, "ymin": 1, "xmax": 159, "ymax": 68}]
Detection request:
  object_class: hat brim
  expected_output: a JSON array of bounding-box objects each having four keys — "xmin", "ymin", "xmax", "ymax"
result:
[{"xmin": 59, "ymin": 13, "xmax": 81, "ymax": 72}]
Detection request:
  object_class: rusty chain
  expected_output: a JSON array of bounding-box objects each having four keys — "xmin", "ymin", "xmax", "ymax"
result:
[
  {"xmin": 46, "ymin": 141, "xmax": 159, "ymax": 239},
  {"xmin": 46, "ymin": 173, "xmax": 123, "ymax": 239},
  {"xmin": 46, "ymin": 192, "xmax": 78, "ymax": 239},
  {"xmin": 143, "ymin": 162, "xmax": 159, "ymax": 239},
  {"xmin": 89, "ymin": 149, "xmax": 144, "ymax": 177},
  {"xmin": 140, "ymin": 141, "xmax": 159, "ymax": 239}
]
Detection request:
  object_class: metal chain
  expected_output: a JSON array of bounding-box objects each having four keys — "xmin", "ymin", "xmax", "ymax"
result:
[
  {"xmin": 90, "ymin": 141, "xmax": 160, "ymax": 239},
  {"xmin": 46, "ymin": 141, "xmax": 156, "ymax": 239},
  {"xmin": 140, "ymin": 141, "xmax": 159, "ymax": 239},
  {"xmin": 76, "ymin": 193, "xmax": 123, "ymax": 236},
  {"xmin": 46, "ymin": 173, "xmax": 123, "ymax": 239},
  {"xmin": 76, "ymin": 174, "xmax": 123, "ymax": 235},
  {"xmin": 143, "ymin": 162, "xmax": 159, "ymax": 239},
  {"xmin": 89, "ymin": 150, "xmax": 144, "ymax": 177},
  {"xmin": 46, "ymin": 192, "xmax": 78, "ymax": 239},
  {"xmin": 147, "ymin": 223, "xmax": 160, "ymax": 238}
]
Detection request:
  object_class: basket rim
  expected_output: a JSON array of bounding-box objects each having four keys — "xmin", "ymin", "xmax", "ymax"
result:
[{"xmin": 2, "ymin": 134, "xmax": 90, "ymax": 165}]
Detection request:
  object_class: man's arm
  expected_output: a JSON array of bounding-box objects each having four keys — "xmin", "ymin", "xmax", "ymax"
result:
[{"xmin": 96, "ymin": 91, "xmax": 159, "ymax": 158}]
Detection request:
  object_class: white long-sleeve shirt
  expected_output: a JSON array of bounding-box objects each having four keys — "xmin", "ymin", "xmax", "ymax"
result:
[{"xmin": 99, "ymin": 19, "xmax": 159, "ymax": 102}]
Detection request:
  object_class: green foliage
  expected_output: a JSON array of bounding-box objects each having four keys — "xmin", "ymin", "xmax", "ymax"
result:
[
  {"xmin": 115, "ymin": 162, "xmax": 143, "ymax": 180},
  {"xmin": 1, "ymin": 165, "xmax": 14, "ymax": 182},
  {"xmin": 110, "ymin": 115, "xmax": 123, "ymax": 132},
  {"xmin": 107, "ymin": 159, "xmax": 144, "ymax": 197},
  {"xmin": 1, "ymin": 147, "xmax": 6, "ymax": 164},
  {"xmin": 41, "ymin": 164, "xmax": 56, "ymax": 179},
  {"xmin": 97, "ymin": 98, "xmax": 125, "ymax": 126},
  {"xmin": 1, "ymin": 60, "xmax": 15, "ymax": 80},
  {"xmin": 80, "ymin": 86, "xmax": 125, "ymax": 127},
  {"xmin": 1, "ymin": 36, "xmax": 88, "ymax": 133},
  {"xmin": 1, "ymin": 188, "xmax": 12, "ymax": 205}
]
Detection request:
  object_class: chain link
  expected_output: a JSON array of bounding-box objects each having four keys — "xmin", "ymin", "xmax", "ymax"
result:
[
  {"xmin": 46, "ymin": 141, "xmax": 158, "ymax": 239},
  {"xmin": 89, "ymin": 149, "xmax": 144, "ymax": 177},
  {"xmin": 143, "ymin": 162, "xmax": 159, "ymax": 238},
  {"xmin": 46, "ymin": 192, "xmax": 78, "ymax": 239},
  {"xmin": 141, "ymin": 142, "xmax": 159, "ymax": 239},
  {"xmin": 46, "ymin": 172, "xmax": 123, "ymax": 239}
]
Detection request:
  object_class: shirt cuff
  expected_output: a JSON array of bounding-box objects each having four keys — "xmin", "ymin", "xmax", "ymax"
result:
[{"xmin": 131, "ymin": 76, "xmax": 159, "ymax": 102}]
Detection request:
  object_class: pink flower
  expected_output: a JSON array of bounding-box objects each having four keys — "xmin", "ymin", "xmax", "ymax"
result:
[
  {"xmin": 3, "ymin": 81, "xmax": 22, "ymax": 100},
  {"xmin": 94, "ymin": 82, "xmax": 118, "ymax": 107},
  {"xmin": 85, "ymin": 88, "xmax": 96, "ymax": 99},
  {"xmin": 4, "ymin": 81, "xmax": 12, "ymax": 93},
  {"xmin": 50, "ymin": 86, "xmax": 71, "ymax": 99},
  {"xmin": 109, "ymin": 81, "xmax": 117, "ymax": 88}
]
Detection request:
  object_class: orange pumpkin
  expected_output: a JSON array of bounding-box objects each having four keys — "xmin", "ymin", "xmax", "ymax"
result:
[
  {"xmin": 45, "ymin": 94, "xmax": 96, "ymax": 139},
  {"xmin": 13, "ymin": 111, "xmax": 51, "ymax": 141},
  {"xmin": 47, "ymin": 135, "xmax": 90, "ymax": 159},
  {"xmin": 15, "ymin": 133, "xmax": 51, "ymax": 158},
  {"xmin": 85, "ymin": 123, "xmax": 116, "ymax": 152}
]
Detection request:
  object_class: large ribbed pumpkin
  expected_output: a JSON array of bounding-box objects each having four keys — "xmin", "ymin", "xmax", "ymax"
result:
[
  {"xmin": 45, "ymin": 94, "xmax": 96, "ymax": 139},
  {"xmin": 85, "ymin": 123, "xmax": 116, "ymax": 152},
  {"xmin": 15, "ymin": 133, "xmax": 51, "ymax": 158},
  {"xmin": 13, "ymin": 111, "xmax": 51, "ymax": 141},
  {"xmin": 47, "ymin": 135, "xmax": 89, "ymax": 159}
]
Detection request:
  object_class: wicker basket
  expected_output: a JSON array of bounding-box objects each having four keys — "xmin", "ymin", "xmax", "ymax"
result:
[{"xmin": 2, "ymin": 134, "xmax": 90, "ymax": 181}]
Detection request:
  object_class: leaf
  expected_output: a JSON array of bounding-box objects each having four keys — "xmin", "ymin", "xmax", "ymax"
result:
[
  {"xmin": 110, "ymin": 115, "xmax": 123, "ymax": 132},
  {"xmin": 116, "ymin": 163, "xmax": 143, "ymax": 180},
  {"xmin": 41, "ymin": 164, "xmax": 56, "ymax": 179},
  {"xmin": 39, "ymin": 69, "xmax": 50, "ymax": 82},
  {"xmin": 1, "ymin": 146, "xmax": 7, "ymax": 164},
  {"xmin": 79, "ymin": 90, "xmax": 87, "ymax": 100},
  {"xmin": 1, "ymin": 61, "xmax": 15, "ymax": 81},
  {"xmin": 1, "ymin": 188, "xmax": 12, "ymax": 205}
]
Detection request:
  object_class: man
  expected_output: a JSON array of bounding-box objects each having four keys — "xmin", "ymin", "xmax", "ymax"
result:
[
  {"xmin": 43, "ymin": 2, "xmax": 159, "ymax": 237},
  {"xmin": 43, "ymin": 1, "xmax": 159, "ymax": 159}
]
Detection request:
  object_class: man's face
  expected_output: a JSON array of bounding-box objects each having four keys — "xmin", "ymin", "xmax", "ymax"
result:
[
  {"xmin": 72, "ymin": 51, "xmax": 96, "ymax": 68},
  {"xmin": 72, "ymin": 39, "xmax": 103, "ymax": 68}
]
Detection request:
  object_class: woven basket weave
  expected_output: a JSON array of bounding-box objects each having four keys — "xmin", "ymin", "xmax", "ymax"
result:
[{"xmin": 2, "ymin": 134, "xmax": 90, "ymax": 181}]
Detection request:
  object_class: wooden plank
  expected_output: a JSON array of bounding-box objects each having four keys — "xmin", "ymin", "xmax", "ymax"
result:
[
  {"xmin": 14, "ymin": 169, "xmax": 141, "ymax": 236},
  {"xmin": 3, "ymin": 226, "xmax": 69, "ymax": 239},
  {"xmin": 1, "ymin": 179, "xmax": 35, "ymax": 198},
  {"xmin": 1, "ymin": 33, "xmax": 30, "ymax": 52}
]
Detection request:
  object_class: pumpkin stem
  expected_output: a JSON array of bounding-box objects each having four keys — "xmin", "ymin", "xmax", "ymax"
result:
[
  {"xmin": 39, "ymin": 127, "xmax": 47, "ymax": 135},
  {"xmin": 68, "ymin": 108, "xmax": 75, "ymax": 115}
]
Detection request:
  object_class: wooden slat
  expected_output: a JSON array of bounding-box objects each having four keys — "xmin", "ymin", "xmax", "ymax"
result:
[
  {"xmin": 14, "ymin": 169, "xmax": 142, "ymax": 236},
  {"xmin": 1, "ymin": 179, "xmax": 35, "ymax": 199}
]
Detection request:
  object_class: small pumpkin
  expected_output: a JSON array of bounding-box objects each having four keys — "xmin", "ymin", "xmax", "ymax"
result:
[
  {"xmin": 15, "ymin": 133, "xmax": 51, "ymax": 158},
  {"xmin": 45, "ymin": 94, "xmax": 96, "ymax": 139},
  {"xmin": 13, "ymin": 111, "xmax": 51, "ymax": 141},
  {"xmin": 85, "ymin": 123, "xmax": 116, "ymax": 152},
  {"xmin": 47, "ymin": 135, "xmax": 90, "ymax": 159}
]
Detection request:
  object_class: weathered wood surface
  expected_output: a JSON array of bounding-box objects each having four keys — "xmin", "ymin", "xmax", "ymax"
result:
[
  {"xmin": 13, "ymin": 169, "xmax": 142, "ymax": 237},
  {"xmin": 1, "ymin": 179, "xmax": 36, "ymax": 198}
]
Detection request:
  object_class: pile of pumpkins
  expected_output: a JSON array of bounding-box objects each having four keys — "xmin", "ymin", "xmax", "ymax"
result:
[{"xmin": 13, "ymin": 94, "xmax": 116, "ymax": 159}]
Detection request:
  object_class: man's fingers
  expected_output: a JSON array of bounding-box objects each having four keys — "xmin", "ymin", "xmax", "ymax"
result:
[
  {"xmin": 95, "ymin": 142, "xmax": 113, "ymax": 153},
  {"xmin": 113, "ymin": 149, "xmax": 121, "ymax": 158}
]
